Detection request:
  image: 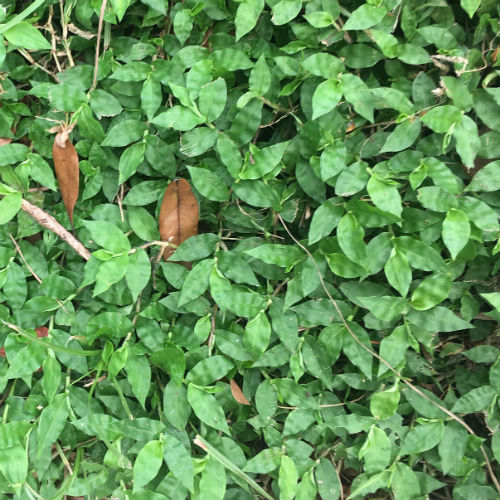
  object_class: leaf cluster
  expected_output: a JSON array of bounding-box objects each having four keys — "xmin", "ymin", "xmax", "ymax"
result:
[{"xmin": 0, "ymin": 0, "xmax": 499, "ymax": 499}]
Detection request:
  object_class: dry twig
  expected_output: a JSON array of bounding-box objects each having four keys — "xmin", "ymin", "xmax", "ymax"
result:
[{"xmin": 20, "ymin": 199, "xmax": 91, "ymax": 260}]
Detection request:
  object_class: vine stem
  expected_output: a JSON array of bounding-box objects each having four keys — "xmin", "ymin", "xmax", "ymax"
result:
[
  {"xmin": 90, "ymin": 0, "xmax": 108, "ymax": 92},
  {"xmin": 277, "ymin": 214, "xmax": 500, "ymax": 494}
]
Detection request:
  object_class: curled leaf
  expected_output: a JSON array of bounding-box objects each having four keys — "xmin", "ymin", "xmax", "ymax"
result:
[
  {"xmin": 230, "ymin": 379, "xmax": 251, "ymax": 405},
  {"xmin": 159, "ymin": 178, "xmax": 199, "ymax": 261},
  {"xmin": 52, "ymin": 124, "xmax": 79, "ymax": 227}
]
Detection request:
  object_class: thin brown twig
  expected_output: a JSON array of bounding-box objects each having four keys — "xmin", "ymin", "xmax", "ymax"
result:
[
  {"xmin": 277, "ymin": 215, "xmax": 500, "ymax": 495},
  {"xmin": 116, "ymin": 184, "xmax": 125, "ymax": 222},
  {"xmin": 20, "ymin": 199, "xmax": 91, "ymax": 260},
  {"xmin": 207, "ymin": 306, "xmax": 218, "ymax": 355},
  {"xmin": 331, "ymin": 454, "xmax": 344, "ymax": 500},
  {"xmin": 59, "ymin": 0, "xmax": 74, "ymax": 66},
  {"xmin": 277, "ymin": 394, "xmax": 365, "ymax": 410},
  {"xmin": 46, "ymin": 5, "xmax": 62, "ymax": 73},
  {"xmin": 8, "ymin": 233, "xmax": 42, "ymax": 284},
  {"xmin": 9, "ymin": 232, "xmax": 72, "ymax": 314},
  {"xmin": 90, "ymin": 0, "xmax": 108, "ymax": 91},
  {"xmin": 17, "ymin": 49, "xmax": 60, "ymax": 82}
]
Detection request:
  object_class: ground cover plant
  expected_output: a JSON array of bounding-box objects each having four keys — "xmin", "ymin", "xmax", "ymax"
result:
[{"xmin": 0, "ymin": 0, "xmax": 499, "ymax": 498}]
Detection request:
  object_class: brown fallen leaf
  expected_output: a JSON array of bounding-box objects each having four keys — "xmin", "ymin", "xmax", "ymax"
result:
[
  {"xmin": 52, "ymin": 123, "xmax": 79, "ymax": 228},
  {"xmin": 0, "ymin": 137, "xmax": 12, "ymax": 146},
  {"xmin": 159, "ymin": 178, "xmax": 199, "ymax": 261},
  {"xmin": 230, "ymin": 379, "xmax": 251, "ymax": 405}
]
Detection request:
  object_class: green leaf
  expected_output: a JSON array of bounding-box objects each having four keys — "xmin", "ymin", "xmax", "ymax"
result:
[
  {"xmin": 272, "ymin": 0, "xmax": 302, "ymax": 25},
  {"xmin": 315, "ymin": 457, "xmax": 340, "ymax": 500},
  {"xmin": 101, "ymin": 120, "xmax": 148, "ymax": 147},
  {"xmin": 83, "ymin": 220, "xmax": 131, "ymax": 253},
  {"xmin": 308, "ymin": 199, "xmax": 344, "ymax": 245},
  {"xmin": 133, "ymin": 440, "xmax": 164, "ymax": 489},
  {"xmin": 174, "ymin": 9, "xmax": 193, "ymax": 45},
  {"xmin": 179, "ymin": 258, "xmax": 212, "ymax": 306},
  {"xmin": 128, "ymin": 205, "xmax": 160, "ymax": 241},
  {"xmin": 343, "ymin": 4, "xmax": 386, "ymax": 30},
  {"xmin": 441, "ymin": 76, "xmax": 473, "ymax": 111},
  {"xmin": 391, "ymin": 462, "xmax": 421, "ymax": 500},
  {"xmin": 337, "ymin": 213, "xmax": 367, "ymax": 266},
  {"xmin": 49, "ymin": 83, "xmax": 87, "ymax": 112},
  {"xmin": 245, "ymin": 244, "xmax": 303, "ymax": 268},
  {"xmin": 199, "ymin": 78, "xmax": 227, "ymax": 122},
  {"xmin": 279, "ymin": 455, "xmax": 298, "ymax": 500},
  {"xmin": 187, "ymin": 384, "xmax": 230, "ymax": 434},
  {"xmin": 141, "ymin": 77, "xmax": 162, "ymax": 120},
  {"xmin": 111, "ymin": 0, "xmax": 131, "ymax": 21},
  {"xmin": 342, "ymin": 322, "xmax": 373, "ymax": 378},
  {"xmin": 460, "ymin": 0, "xmax": 481, "ymax": 17},
  {"xmin": 0, "ymin": 191, "xmax": 22, "ymax": 224},
  {"xmin": 240, "ymin": 141, "xmax": 289, "ymax": 180},
  {"xmin": 302, "ymin": 53, "xmax": 344, "ymax": 79},
  {"xmin": 359, "ymin": 425, "xmax": 391, "ymax": 473},
  {"xmin": 163, "ymin": 380, "xmax": 191, "ymax": 430},
  {"xmin": 357, "ymin": 296, "xmax": 409, "ymax": 322},
  {"xmin": 453, "ymin": 115, "xmax": 480, "ymax": 168},
  {"xmin": 152, "ymin": 106, "xmax": 205, "ymax": 131},
  {"xmin": 0, "ymin": 143, "xmax": 29, "ymax": 166},
  {"xmin": 186, "ymin": 355, "xmax": 234, "ymax": 386},
  {"xmin": 421, "ymin": 105, "xmax": 462, "ymax": 133},
  {"xmin": 210, "ymin": 267, "xmax": 266, "ymax": 317},
  {"xmin": 442, "ymin": 209, "xmax": 470, "ymax": 259},
  {"xmin": 4, "ymin": 21, "xmax": 51, "ymax": 50},
  {"xmin": 125, "ymin": 353, "xmax": 151, "ymax": 409},
  {"xmin": 438, "ymin": 422, "xmax": 469, "ymax": 474},
  {"xmin": 407, "ymin": 306, "xmax": 473, "ymax": 332},
  {"xmin": 249, "ymin": 54, "xmax": 271, "ymax": 96},
  {"xmin": 465, "ymin": 160, "xmax": 500, "ymax": 192},
  {"xmin": 304, "ymin": 11, "xmax": 334, "ymax": 28},
  {"xmin": 370, "ymin": 384, "xmax": 400, "ymax": 420},
  {"xmin": 188, "ymin": 165, "xmax": 229, "ymax": 201},
  {"xmin": 126, "ymin": 249, "xmax": 151, "ymax": 301},
  {"xmin": 243, "ymin": 311, "xmax": 271, "ymax": 358},
  {"xmin": 335, "ymin": 161, "xmax": 370, "ymax": 197},
  {"xmin": 94, "ymin": 254, "xmax": 129, "ymax": 296},
  {"xmin": 0, "ymin": 444, "xmax": 27, "ymax": 491},
  {"xmin": 311, "ymin": 79, "xmax": 342, "ymax": 120},
  {"xmin": 411, "ymin": 273, "xmax": 452, "ymax": 310},
  {"xmin": 119, "ymin": 141, "xmax": 145, "ymax": 184},
  {"xmin": 37, "ymin": 393, "xmax": 68, "ymax": 456},
  {"xmin": 367, "ymin": 175, "xmax": 402, "ymax": 218},
  {"xmin": 170, "ymin": 233, "xmax": 219, "ymax": 261},
  {"xmin": 163, "ymin": 434, "xmax": 194, "ymax": 491},
  {"xmin": 451, "ymin": 386, "xmax": 497, "ymax": 412},
  {"xmin": 384, "ymin": 250, "xmax": 412, "ymax": 297},
  {"xmin": 216, "ymin": 133, "xmax": 242, "ymax": 177},
  {"xmin": 380, "ymin": 119, "xmax": 421, "ymax": 153},
  {"xmin": 90, "ymin": 89, "xmax": 123, "ymax": 118},
  {"xmin": 199, "ymin": 457, "xmax": 226, "ymax": 500},
  {"xmin": 327, "ymin": 253, "xmax": 364, "ymax": 278},
  {"xmin": 235, "ymin": 0, "xmax": 265, "ymax": 40},
  {"xmin": 400, "ymin": 421, "xmax": 444, "ymax": 455}
]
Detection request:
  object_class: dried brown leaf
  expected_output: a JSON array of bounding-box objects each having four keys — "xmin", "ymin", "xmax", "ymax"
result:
[
  {"xmin": 159, "ymin": 178, "xmax": 199, "ymax": 261},
  {"xmin": 230, "ymin": 379, "xmax": 251, "ymax": 405},
  {"xmin": 52, "ymin": 127, "xmax": 79, "ymax": 227}
]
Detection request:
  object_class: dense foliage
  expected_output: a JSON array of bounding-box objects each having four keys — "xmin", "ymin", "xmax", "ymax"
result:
[{"xmin": 0, "ymin": 0, "xmax": 499, "ymax": 498}]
